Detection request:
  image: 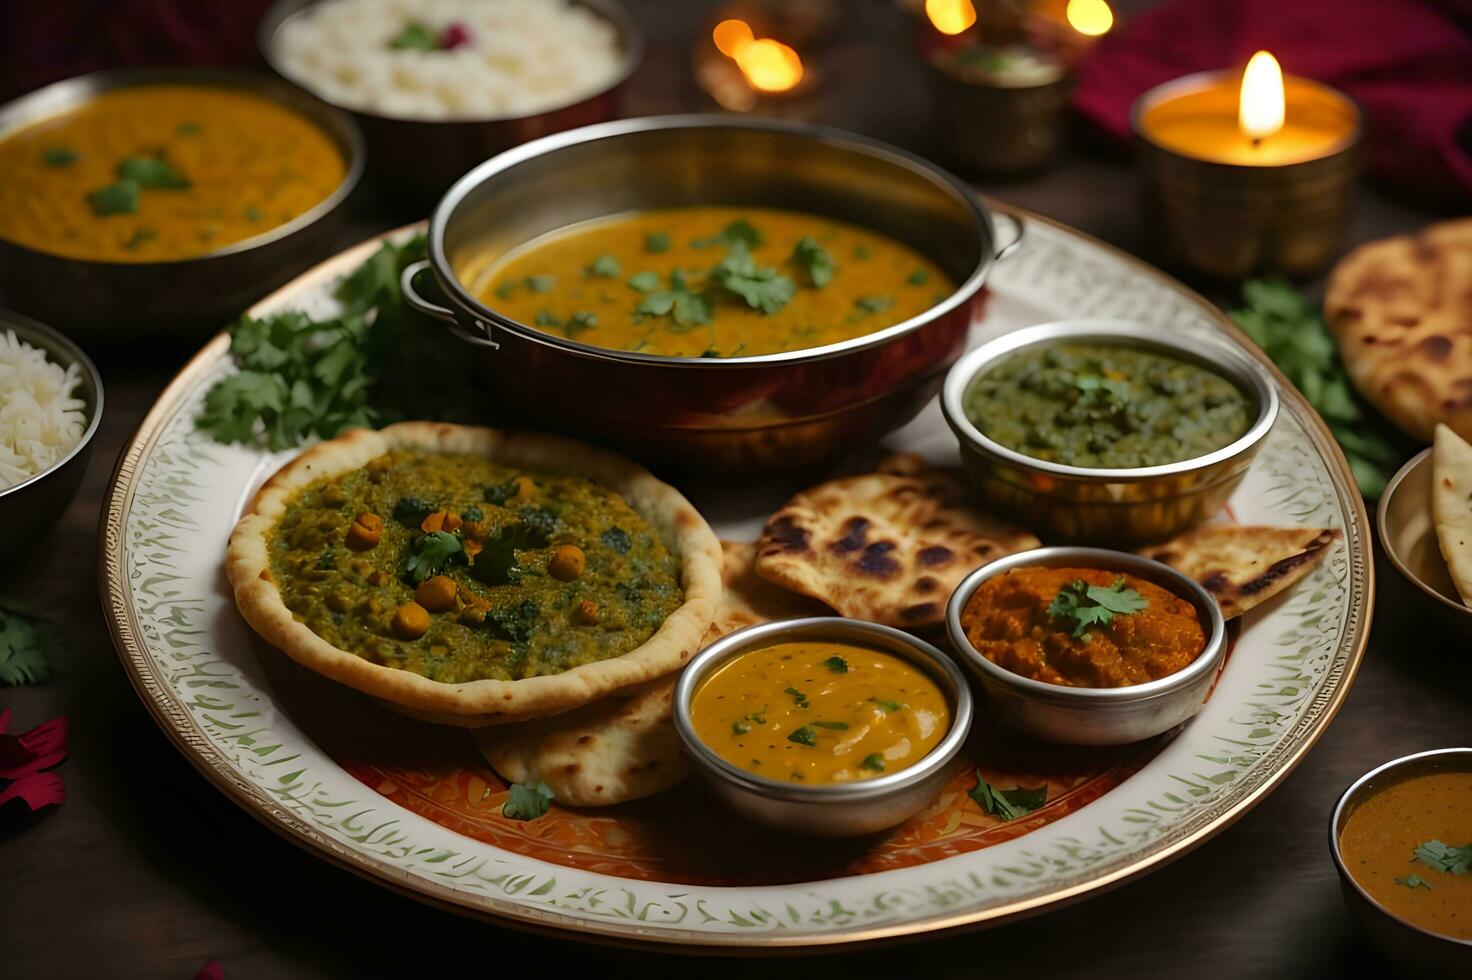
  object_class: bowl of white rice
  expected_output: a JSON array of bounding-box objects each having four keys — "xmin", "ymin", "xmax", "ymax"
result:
[
  {"xmin": 260, "ymin": 0, "xmax": 643, "ymax": 200},
  {"xmin": 0, "ymin": 310, "xmax": 103, "ymax": 557}
]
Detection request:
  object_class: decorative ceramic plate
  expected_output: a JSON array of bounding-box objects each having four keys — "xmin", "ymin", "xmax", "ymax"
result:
[{"xmin": 100, "ymin": 207, "xmax": 1372, "ymax": 950}]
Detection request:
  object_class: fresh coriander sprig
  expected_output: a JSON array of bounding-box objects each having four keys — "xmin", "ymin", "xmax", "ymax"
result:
[
  {"xmin": 502, "ymin": 781, "xmax": 554, "ymax": 820},
  {"xmin": 968, "ymin": 772, "xmax": 1047, "ymax": 820},
  {"xmin": 1414, "ymin": 840, "xmax": 1472, "ymax": 876},
  {"xmin": 1046, "ymin": 577, "xmax": 1147, "ymax": 639}
]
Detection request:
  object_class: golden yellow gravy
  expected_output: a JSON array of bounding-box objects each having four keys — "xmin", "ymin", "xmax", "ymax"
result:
[
  {"xmin": 0, "ymin": 85, "xmax": 346, "ymax": 262},
  {"xmin": 690, "ymin": 641, "xmax": 949, "ymax": 785},
  {"xmin": 473, "ymin": 207, "xmax": 954, "ymax": 358}
]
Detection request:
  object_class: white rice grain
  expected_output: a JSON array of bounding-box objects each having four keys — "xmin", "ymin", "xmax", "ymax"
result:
[{"xmin": 0, "ymin": 330, "xmax": 88, "ymax": 489}]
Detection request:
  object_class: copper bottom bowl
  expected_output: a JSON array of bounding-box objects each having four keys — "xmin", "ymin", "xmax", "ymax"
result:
[{"xmin": 403, "ymin": 115, "xmax": 1014, "ymax": 472}]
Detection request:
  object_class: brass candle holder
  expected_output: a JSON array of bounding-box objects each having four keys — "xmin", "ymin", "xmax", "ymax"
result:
[
  {"xmin": 1131, "ymin": 69, "xmax": 1362, "ymax": 281},
  {"xmin": 925, "ymin": 44, "xmax": 1072, "ymax": 176}
]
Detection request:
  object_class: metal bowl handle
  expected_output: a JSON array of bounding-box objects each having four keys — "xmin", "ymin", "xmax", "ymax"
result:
[
  {"xmin": 401, "ymin": 259, "xmax": 500, "ymax": 350},
  {"xmin": 992, "ymin": 210, "xmax": 1026, "ymax": 261}
]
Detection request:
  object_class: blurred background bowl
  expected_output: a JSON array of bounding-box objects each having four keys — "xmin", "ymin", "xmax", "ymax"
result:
[
  {"xmin": 0, "ymin": 309, "xmax": 103, "ymax": 560},
  {"xmin": 1376, "ymin": 448, "xmax": 1472, "ymax": 639},
  {"xmin": 258, "ymin": 0, "xmax": 644, "ymax": 204},
  {"xmin": 0, "ymin": 67, "xmax": 363, "ymax": 342}
]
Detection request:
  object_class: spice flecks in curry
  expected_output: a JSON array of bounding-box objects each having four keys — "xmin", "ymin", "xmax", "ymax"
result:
[
  {"xmin": 690, "ymin": 641, "xmax": 949, "ymax": 784},
  {"xmin": 266, "ymin": 451, "xmax": 681, "ymax": 683}
]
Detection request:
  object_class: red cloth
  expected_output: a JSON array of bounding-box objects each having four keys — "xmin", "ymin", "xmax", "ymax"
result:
[{"xmin": 1072, "ymin": 0, "xmax": 1472, "ymax": 203}]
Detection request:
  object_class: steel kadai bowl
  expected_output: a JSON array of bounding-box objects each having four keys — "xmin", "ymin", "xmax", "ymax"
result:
[
  {"xmin": 940, "ymin": 319, "xmax": 1279, "ymax": 544},
  {"xmin": 402, "ymin": 114, "xmax": 1020, "ymax": 472},
  {"xmin": 672, "ymin": 617, "xmax": 973, "ymax": 838},
  {"xmin": 945, "ymin": 547, "xmax": 1227, "ymax": 746},
  {"xmin": 0, "ymin": 68, "xmax": 363, "ymax": 340}
]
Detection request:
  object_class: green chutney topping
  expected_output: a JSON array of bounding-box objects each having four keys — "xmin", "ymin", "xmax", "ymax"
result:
[
  {"xmin": 965, "ymin": 342, "xmax": 1252, "ymax": 469},
  {"xmin": 266, "ymin": 451, "xmax": 682, "ymax": 684}
]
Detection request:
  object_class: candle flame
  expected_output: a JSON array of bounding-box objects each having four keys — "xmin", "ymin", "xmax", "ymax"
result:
[
  {"xmin": 1239, "ymin": 50, "xmax": 1285, "ymax": 142},
  {"xmin": 1065, "ymin": 0, "xmax": 1113, "ymax": 36},
  {"xmin": 712, "ymin": 20, "xmax": 803, "ymax": 93},
  {"xmin": 925, "ymin": 0, "xmax": 977, "ymax": 35}
]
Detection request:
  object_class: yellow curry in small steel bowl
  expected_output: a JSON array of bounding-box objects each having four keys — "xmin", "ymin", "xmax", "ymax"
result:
[
  {"xmin": 673, "ymin": 617, "xmax": 972, "ymax": 838},
  {"xmin": 0, "ymin": 68, "xmax": 363, "ymax": 337}
]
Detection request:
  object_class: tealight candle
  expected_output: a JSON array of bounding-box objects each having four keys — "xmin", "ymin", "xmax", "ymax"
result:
[{"xmin": 1132, "ymin": 52, "xmax": 1362, "ymax": 279}]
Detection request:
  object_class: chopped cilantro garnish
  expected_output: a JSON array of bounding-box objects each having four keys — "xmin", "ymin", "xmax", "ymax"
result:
[
  {"xmin": 564, "ymin": 310, "xmax": 598, "ymax": 337},
  {"xmin": 787, "ymin": 725, "xmax": 817, "ymax": 746},
  {"xmin": 405, "ymin": 530, "xmax": 465, "ymax": 583},
  {"xmin": 811, "ymin": 720, "xmax": 849, "ymax": 730},
  {"xmin": 626, "ymin": 270, "xmax": 661, "ymax": 293},
  {"xmin": 123, "ymin": 228, "xmax": 157, "ymax": 250},
  {"xmin": 87, "ymin": 179, "xmax": 140, "ymax": 216},
  {"xmin": 244, "ymin": 205, "xmax": 262, "ymax": 222},
  {"xmin": 586, "ymin": 254, "xmax": 621, "ymax": 278},
  {"xmin": 1414, "ymin": 840, "xmax": 1472, "ymax": 875},
  {"xmin": 118, "ymin": 155, "xmax": 190, "ymax": 189},
  {"xmin": 791, "ymin": 236, "xmax": 835, "ymax": 287},
  {"xmin": 693, "ymin": 219, "xmax": 763, "ymax": 249},
  {"xmin": 853, "ymin": 294, "xmax": 895, "ymax": 315},
  {"xmin": 1047, "ymin": 577, "xmax": 1148, "ymax": 639},
  {"xmin": 1395, "ymin": 874, "xmax": 1433, "ymax": 890},
  {"xmin": 535, "ymin": 310, "xmax": 561, "ymax": 327},
  {"xmin": 968, "ymin": 772, "xmax": 1047, "ymax": 820},
  {"xmin": 784, "ymin": 686, "xmax": 810, "ymax": 709},
  {"xmin": 177, "ymin": 122, "xmax": 202, "ymax": 136},
  {"xmin": 860, "ymin": 753, "xmax": 885, "ymax": 772},
  {"xmin": 711, "ymin": 244, "xmax": 793, "ymax": 314},
  {"xmin": 868, "ymin": 697, "xmax": 902, "ymax": 713},
  {"xmin": 644, "ymin": 231, "xmax": 671, "ymax": 253},
  {"xmin": 502, "ymin": 781, "xmax": 554, "ymax": 820},
  {"xmin": 524, "ymin": 275, "xmax": 555, "ymax": 293},
  {"xmin": 389, "ymin": 20, "xmax": 439, "ymax": 50},
  {"xmin": 852, "ymin": 243, "xmax": 872, "ymax": 259},
  {"xmin": 41, "ymin": 147, "xmax": 79, "ymax": 167},
  {"xmin": 822, "ymin": 656, "xmax": 848, "ymax": 674},
  {"xmin": 907, "ymin": 269, "xmax": 929, "ymax": 285},
  {"xmin": 731, "ymin": 711, "xmax": 766, "ymax": 735}
]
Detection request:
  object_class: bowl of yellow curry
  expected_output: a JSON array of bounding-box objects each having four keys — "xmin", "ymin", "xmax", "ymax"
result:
[
  {"xmin": 673, "ymin": 616, "xmax": 972, "ymax": 837},
  {"xmin": 946, "ymin": 546, "xmax": 1227, "ymax": 746},
  {"xmin": 401, "ymin": 115, "xmax": 1016, "ymax": 471},
  {"xmin": 0, "ymin": 68, "xmax": 363, "ymax": 338},
  {"xmin": 1331, "ymin": 749, "xmax": 1472, "ymax": 975}
]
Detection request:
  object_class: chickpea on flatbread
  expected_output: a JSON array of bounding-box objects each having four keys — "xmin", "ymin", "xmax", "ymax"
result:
[
  {"xmin": 1137, "ymin": 525, "xmax": 1341, "ymax": 620},
  {"xmin": 753, "ymin": 454, "xmax": 1040, "ymax": 628}
]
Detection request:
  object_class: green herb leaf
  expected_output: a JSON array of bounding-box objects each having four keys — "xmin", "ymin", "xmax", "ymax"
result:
[
  {"xmin": 0, "ymin": 610, "xmax": 51, "ymax": 686},
  {"xmin": 868, "ymin": 697, "xmax": 902, "ymax": 713},
  {"xmin": 564, "ymin": 310, "xmax": 598, "ymax": 337},
  {"xmin": 791, "ymin": 236, "xmax": 835, "ymax": 287},
  {"xmin": 1395, "ymin": 874, "xmax": 1434, "ymax": 890},
  {"xmin": 243, "ymin": 205, "xmax": 262, "ymax": 222},
  {"xmin": 41, "ymin": 147, "xmax": 79, "ymax": 167},
  {"xmin": 822, "ymin": 656, "xmax": 848, "ymax": 674},
  {"xmin": 176, "ymin": 122, "xmax": 201, "ymax": 137},
  {"xmin": 122, "ymin": 228, "xmax": 157, "ymax": 250},
  {"xmin": 968, "ymin": 772, "xmax": 1047, "ymax": 820},
  {"xmin": 694, "ymin": 219, "xmax": 763, "ymax": 249},
  {"xmin": 525, "ymin": 275, "xmax": 554, "ymax": 294},
  {"xmin": 860, "ymin": 753, "xmax": 885, "ymax": 772},
  {"xmin": 852, "ymin": 243, "xmax": 872, "ymax": 259},
  {"xmin": 731, "ymin": 710, "xmax": 767, "ymax": 735},
  {"xmin": 118, "ymin": 155, "xmax": 190, "ymax": 189},
  {"xmin": 389, "ymin": 20, "xmax": 439, "ymax": 50},
  {"xmin": 853, "ymin": 295, "xmax": 895, "ymax": 315},
  {"xmin": 405, "ymin": 530, "xmax": 466, "ymax": 583},
  {"xmin": 907, "ymin": 269, "xmax": 929, "ymax": 286},
  {"xmin": 87, "ymin": 178, "xmax": 140, "ymax": 216},
  {"xmin": 502, "ymin": 781, "xmax": 554, "ymax": 820},
  {"xmin": 811, "ymin": 720, "xmax": 849, "ymax": 730},
  {"xmin": 626, "ymin": 270, "xmax": 662, "ymax": 293},
  {"xmin": 711, "ymin": 245, "xmax": 794, "ymax": 315},
  {"xmin": 586, "ymin": 254, "xmax": 621, "ymax": 278},
  {"xmin": 637, "ymin": 281, "xmax": 712, "ymax": 327},
  {"xmin": 644, "ymin": 231, "xmax": 671, "ymax": 253},
  {"xmin": 1414, "ymin": 840, "xmax": 1472, "ymax": 875},
  {"xmin": 1047, "ymin": 577, "xmax": 1148, "ymax": 639},
  {"xmin": 787, "ymin": 725, "xmax": 817, "ymax": 746},
  {"xmin": 535, "ymin": 310, "xmax": 561, "ymax": 327},
  {"xmin": 784, "ymin": 686, "xmax": 810, "ymax": 709}
]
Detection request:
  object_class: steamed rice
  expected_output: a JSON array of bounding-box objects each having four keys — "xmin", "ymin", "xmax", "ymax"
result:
[
  {"xmin": 0, "ymin": 330, "xmax": 88, "ymax": 490},
  {"xmin": 272, "ymin": 0, "xmax": 625, "ymax": 120}
]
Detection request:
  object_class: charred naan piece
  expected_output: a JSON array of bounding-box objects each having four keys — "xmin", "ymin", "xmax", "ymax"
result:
[
  {"xmin": 707, "ymin": 540, "xmax": 832, "ymax": 643},
  {"xmin": 474, "ymin": 676, "xmax": 684, "ymax": 807},
  {"xmin": 753, "ymin": 454, "xmax": 1040, "ymax": 628},
  {"xmin": 1137, "ymin": 525, "xmax": 1341, "ymax": 619}
]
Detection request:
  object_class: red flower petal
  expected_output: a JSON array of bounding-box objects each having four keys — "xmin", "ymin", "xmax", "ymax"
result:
[
  {"xmin": 193, "ymin": 959, "xmax": 224, "ymax": 980},
  {"xmin": 0, "ymin": 771, "xmax": 64, "ymax": 812},
  {"xmin": 0, "ymin": 715, "xmax": 67, "ymax": 778}
]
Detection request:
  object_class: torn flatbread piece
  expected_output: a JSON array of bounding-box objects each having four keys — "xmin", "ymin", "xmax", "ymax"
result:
[
  {"xmin": 754, "ymin": 454, "xmax": 1040, "ymax": 628},
  {"xmin": 1431, "ymin": 423, "xmax": 1472, "ymax": 607},
  {"xmin": 1137, "ymin": 525, "xmax": 1341, "ymax": 619}
]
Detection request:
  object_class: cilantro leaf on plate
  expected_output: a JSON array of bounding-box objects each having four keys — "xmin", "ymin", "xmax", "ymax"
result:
[
  {"xmin": 968, "ymin": 772, "xmax": 1047, "ymax": 820},
  {"xmin": 502, "ymin": 781, "xmax": 554, "ymax": 820},
  {"xmin": 0, "ymin": 610, "xmax": 50, "ymax": 686}
]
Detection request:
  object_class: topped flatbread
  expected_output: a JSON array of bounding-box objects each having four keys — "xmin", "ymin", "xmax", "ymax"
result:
[
  {"xmin": 753, "ymin": 454, "xmax": 1040, "ymax": 628},
  {"xmin": 1325, "ymin": 217, "xmax": 1472, "ymax": 443},
  {"xmin": 226, "ymin": 422, "xmax": 722, "ymax": 727},
  {"xmin": 1431, "ymin": 423, "xmax": 1472, "ymax": 607},
  {"xmin": 1137, "ymin": 524, "xmax": 1340, "ymax": 619}
]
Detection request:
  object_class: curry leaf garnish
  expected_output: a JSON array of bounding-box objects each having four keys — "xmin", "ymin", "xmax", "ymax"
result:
[
  {"xmin": 389, "ymin": 20, "xmax": 439, "ymax": 50},
  {"xmin": 118, "ymin": 155, "xmax": 190, "ymax": 189},
  {"xmin": 87, "ymin": 178, "xmax": 140, "ymax": 216},
  {"xmin": 405, "ymin": 531, "xmax": 466, "ymax": 583},
  {"xmin": 626, "ymin": 270, "xmax": 662, "ymax": 293},
  {"xmin": 586, "ymin": 254, "xmax": 621, "ymax": 278},
  {"xmin": 785, "ymin": 686, "xmax": 810, "ymax": 709},
  {"xmin": 868, "ymin": 697, "xmax": 902, "ymax": 713},
  {"xmin": 502, "ymin": 781, "xmax": 554, "ymax": 820},
  {"xmin": 1395, "ymin": 874, "xmax": 1434, "ymax": 890},
  {"xmin": 791, "ymin": 236, "xmax": 835, "ymax": 288},
  {"xmin": 822, "ymin": 656, "xmax": 849, "ymax": 674},
  {"xmin": 1413, "ymin": 840, "xmax": 1472, "ymax": 876},
  {"xmin": 853, "ymin": 295, "xmax": 895, "ymax": 315},
  {"xmin": 812, "ymin": 720, "xmax": 849, "ymax": 730},
  {"xmin": 711, "ymin": 244, "xmax": 793, "ymax": 315},
  {"xmin": 1046, "ymin": 577, "xmax": 1148, "ymax": 639},
  {"xmin": 644, "ymin": 231, "xmax": 671, "ymax": 253},
  {"xmin": 860, "ymin": 753, "xmax": 885, "ymax": 772},
  {"xmin": 41, "ymin": 147, "xmax": 79, "ymax": 167},
  {"xmin": 787, "ymin": 725, "xmax": 817, "ymax": 746},
  {"xmin": 968, "ymin": 772, "xmax": 1047, "ymax": 820},
  {"xmin": 0, "ymin": 609, "xmax": 51, "ymax": 686}
]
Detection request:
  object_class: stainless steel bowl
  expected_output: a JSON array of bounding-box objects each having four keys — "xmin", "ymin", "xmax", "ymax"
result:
[
  {"xmin": 403, "ymin": 115, "xmax": 1019, "ymax": 471},
  {"xmin": 945, "ymin": 547, "xmax": 1227, "ymax": 745},
  {"xmin": 0, "ymin": 309, "xmax": 103, "ymax": 561},
  {"xmin": 672, "ymin": 617, "xmax": 973, "ymax": 838},
  {"xmin": 940, "ymin": 319, "xmax": 1279, "ymax": 543},
  {"xmin": 0, "ymin": 68, "xmax": 363, "ymax": 341},
  {"xmin": 1377, "ymin": 449, "xmax": 1472, "ymax": 639},
  {"xmin": 1330, "ymin": 748, "xmax": 1472, "ymax": 975},
  {"xmin": 259, "ymin": 0, "xmax": 643, "ymax": 203}
]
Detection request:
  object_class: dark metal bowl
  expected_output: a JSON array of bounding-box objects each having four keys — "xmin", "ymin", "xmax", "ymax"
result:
[
  {"xmin": 0, "ymin": 68, "xmax": 363, "ymax": 342},
  {"xmin": 1330, "ymin": 749, "xmax": 1472, "ymax": 975},
  {"xmin": 258, "ymin": 0, "xmax": 643, "ymax": 203},
  {"xmin": 402, "ymin": 115, "xmax": 1018, "ymax": 472},
  {"xmin": 0, "ymin": 310, "xmax": 103, "ymax": 561}
]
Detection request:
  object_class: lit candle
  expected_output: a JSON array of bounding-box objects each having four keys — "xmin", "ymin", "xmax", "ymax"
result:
[{"xmin": 697, "ymin": 16, "xmax": 811, "ymax": 114}]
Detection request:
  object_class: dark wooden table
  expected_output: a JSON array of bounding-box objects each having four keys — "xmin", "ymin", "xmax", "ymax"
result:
[{"xmin": 0, "ymin": 2, "xmax": 1459, "ymax": 976}]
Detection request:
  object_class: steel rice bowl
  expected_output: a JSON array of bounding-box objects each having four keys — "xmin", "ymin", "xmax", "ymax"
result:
[
  {"xmin": 404, "ymin": 115, "xmax": 1011, "ymax": 472},
  {"xmin": 940, "ymin": 320, "xmax": 1279, "ymax": 544}
]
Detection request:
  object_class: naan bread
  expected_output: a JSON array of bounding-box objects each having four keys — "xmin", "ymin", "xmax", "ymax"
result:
[
  {"xmin": 753, "ymin": 454, "xmax": 1040, "ymax": 628},
  {"xmin": 474, "ymin": 676, "xmax": 684, "ymax": 807},
  {"xmin": 707, "ymin": 540, "xmax": 831, "ymax": 643},
  {"xmin": 1431, "ymin": 424, "xmax": 1472, "ymax": 607},
  {"xmin": 1137, "ymin": 525, "xmax": 1341, "ymax": 619},
  {"xmin": 1325, "ymin": 218, "xmax": 1472, "ymax": 442}
]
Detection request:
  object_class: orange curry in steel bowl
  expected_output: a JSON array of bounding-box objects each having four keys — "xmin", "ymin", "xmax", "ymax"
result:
[{"xmin": 958, "ymin": 566, "xmax": 1207, "ymax": 688}]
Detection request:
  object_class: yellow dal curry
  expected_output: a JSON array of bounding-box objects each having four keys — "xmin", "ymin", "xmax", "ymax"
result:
[
  {"xmin": 690, "ymin": 640, "xmax": 949, "ymax": 785},
  {"xmin": 476, "ymin": 207, "xmax": 954, "ymax": 358},
  {"xmin": 0, "ymin": 85, "xmax": 345, "ymax": 262}
]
